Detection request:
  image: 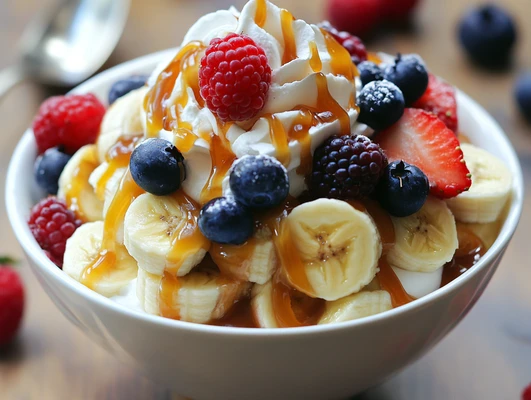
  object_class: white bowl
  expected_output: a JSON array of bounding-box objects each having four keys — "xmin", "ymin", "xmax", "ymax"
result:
[{"xmin": 6, "ymin": 50, "xmax": 524, "ymax": 400}]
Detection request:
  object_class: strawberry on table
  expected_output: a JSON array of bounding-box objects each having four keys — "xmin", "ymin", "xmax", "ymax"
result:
[
  {"xmin": 0, "ymin": 259, "xmax": 24, "ymax": 346},
  {"xmin": 375, "ymin": 108, "xmax": 471, "ymax": 198},
  {"xmin": 326, "ymin": 0, "xmax": 384, "ymax": 38},
  {"xmin": 413, "ymin": 73, "xmax": 458, "ymax": 132}
]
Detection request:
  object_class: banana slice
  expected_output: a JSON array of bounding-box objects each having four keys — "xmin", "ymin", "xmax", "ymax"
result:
[
  {"xmin": 124, "ymin": 192, "xmax": 210, "ymax": 276},
  {"xmin": 391, "ymin": 266, "xmax": 443, "ymax": 298},
  {"xmin": 136, "ymin": 268, "xmax": 250, "ymax": 323},
  {"xmin": 97, "ymin": 86, "xmax": 147, "ymax": 162},
  {"xmin": 58, "ymin": 144, "xmax": 103, "ymax": 222},
  {"xmin": 446, "ymin": 143, "xmax": 512, "ymax": 223},
  {"xmin": 63, "ymin": 221, "xmax": 138, "ymax": 297},
  {"xmin": 210, "ymin": 226, "xmax": 276, "ymax": 284},
  {"xmin": 277, "ymin": 198, "xmax": 381, "ymax": 301},
  {"xmin": 318, "ymin": 291, "xmax": 392, "ymax": 325},
  {"xmin": 89, "ymin": 162, "xmax": 127, "ymax": 217},
  {"xmin": 460, "ymin": 220, "xmax": 501, "ymax": 249},
  {"xmin": 387, "ymin": 197, "xmax": 458, "ymax": 273},
  {"xmin": 251, "ymin": 281, "xmax": 279, "ymax": 328}
]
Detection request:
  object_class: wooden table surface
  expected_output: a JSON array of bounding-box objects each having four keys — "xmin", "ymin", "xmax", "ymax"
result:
[{"xmin": 0, "ymin": 0, "xmax": 530, "ymax": 398}]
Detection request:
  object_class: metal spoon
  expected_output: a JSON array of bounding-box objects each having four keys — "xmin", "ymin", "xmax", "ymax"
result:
[{"xmin": 0, "ymin": 0, "xmax": 130, "ymax": 98}]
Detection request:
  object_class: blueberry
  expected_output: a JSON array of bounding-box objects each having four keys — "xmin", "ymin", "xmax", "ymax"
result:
[
  {"xmin": 198, "ymin": 197, "xmax": 254, "ymax": 245},
  {"xmin": 375, "ymin": 160, "xmax": 429, "ymax": 217},
  {"xmin": 108, "ymin": 75, "xmax": 148, "ymax": 104},
  {"xmin": 357, "ymin": 80, "xmax": 405, "ymax": 131},
  {"xmin": 229, "ymin": 155, "xmax": 289, "ymax": 209},
  {"xmin": 458, "ymin": 5, "xmax": 517, "ymax": 68},
  {"xmin": 34, "ymin": 147, "xmax": 71, "ymax": 194},
  {"xmin": 515, "ymin": 72, "xmax": 531, "ymax": 121},
  {"xmin": 383, "ymin": 54, "xmax": 429, "ymax": 105},
  {"xmin": 130, "ymin": 138, "xmax": 185, "ymax": 196},
  {"xmin": 358, "ymin": 61, "xmax": 383, "ymax": 87}
]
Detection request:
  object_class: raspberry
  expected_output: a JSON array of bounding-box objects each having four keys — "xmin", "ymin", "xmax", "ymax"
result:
[
  {"xmin": 199, "ymin": 33, "xmax": 272, "ymax": 121},
  {"xmin": 318, "ymin": 22, "xmax": 368, "ymax": 65},
  {"xmin": 522, "ymin": 383, "xmax": 531, "ymax": 400},
  {"xmin": 310, "ymin": 134, "xmax": 388, "ymax": 199},
  {"xmin": 32, "ymin": 93, "xmax": 106, "ymax": 154},
  {"xmin": 28, "ymin": 197, "xmax": 81, "ymax": 268}
]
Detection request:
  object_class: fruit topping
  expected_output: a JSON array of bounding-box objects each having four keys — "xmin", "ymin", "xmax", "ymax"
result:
[
  {"xmin": 357, "ymin": 80, "xmax": 405, "ymax": 131},
  {"xmin": 375, "ymin": 108, "xmax": 471, "ymax": 198},
  {"xmin": 412, "ymin": 73, "xmax": 458, "ymax": 132},
  {"xmin": 325, "ymin": 0, "xmax": 383, "ymax": 38},
  {"xmin": 199, "ymin": 33, "xmax": 271, "ymax": 121},
  {"xmin": 515, "ymin": 72, "xmax": 531, "ymax": 122},
  {"xmin": 375, "ymin": 160, "xmax": 429, "ymax": 217},
  {"xmin": 357, "ymin": 61, "xmax": 384, "ymax": 87},
  {"xmin": 458, "ymin": 4, "xmax": 517, "ymax": 68},
  {"xmin": 108, "ymin": 75, "xmax": 148, "ymax": 105},
  {"xmin": 130, "ymin": 138, "xmax": 186, "ymax": 196},
  {"xmin": 310, "ymin": 134, "xmax": 388, "ymax": 199},
  {"xmin": 229, "ymin": 155, "xmax": 289, "ymax": 209},
  {"xmin": 34, "ymin": 147, "xmax": 71, "ymax": 195},
  {"xmin": 28, "ymin": 197, "xmax": 81, "ymax": 267},
  {"xmin": 0, "ymin": 264, "xmax": 24, "ymax": 346},
  {"xmin": 383, "ymin": 53, "xmax": 429, "ymax": 105},
  {"xmin": 32, "ymin": 93, "xmax": 106, "ymax": 154},
  {"xmin": 198, "ymin": 197, "xmax": 254, "ymax": 245},
  {"xmin": 318, "ymin": 21, "xmax": 368, "ymax": 65}
]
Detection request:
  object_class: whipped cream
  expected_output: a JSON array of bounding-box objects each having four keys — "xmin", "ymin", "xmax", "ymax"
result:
[{"xmin": 142, "ymin": 0, "xmax": 360, "ymax": 203}]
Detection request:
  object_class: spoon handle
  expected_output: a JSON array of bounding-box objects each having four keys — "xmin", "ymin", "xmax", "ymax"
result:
[{"xmin": 0, "ymin": 65, "xmax": 26, "ymax": 100}]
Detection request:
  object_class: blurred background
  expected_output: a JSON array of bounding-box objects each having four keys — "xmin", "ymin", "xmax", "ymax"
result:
[{"xmin": 0, "ymin": 0, "xmax": 530, "ymax": 399}]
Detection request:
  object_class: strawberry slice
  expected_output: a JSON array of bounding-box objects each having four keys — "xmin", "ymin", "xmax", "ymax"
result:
[
  {"xmin": 375, "ymin": 109, "xmax": 471, "ymax": 198},
  {"xmin": 412, "ymin": 73, "xmax": 458, "ymax": 133}
]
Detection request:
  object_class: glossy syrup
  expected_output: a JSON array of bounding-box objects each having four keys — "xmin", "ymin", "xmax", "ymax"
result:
[
  {"xmin": 64, "ymin": 146, "xmax": 99, "ymax": 222},
  {"xmin": 254, "ymin": 0, "xmax": 267, "ymax": 27},
  {"xmin": 280, "ymin": 9, "xmax": 297, "ymax": 65}
]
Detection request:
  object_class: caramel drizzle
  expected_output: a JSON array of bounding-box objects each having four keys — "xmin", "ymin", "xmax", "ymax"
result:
[
  {"xmin": 308, "ymin": 42, "xmax": 322, "ymax": 73},
  {"xmin": 321, "ymin": 29, "xmax": 356, "ymax": 80},
  {"xmin": 64, "ymin": 146, "xmax": 99, "ymax": 222},
  {"xmin": 80, "ymin": 171, "xmax": 144, "ymax": 288},
  {"xmin": 95, "ymin": 135, "xmax": 141, "ymax": 199},
  {"xmin": 166, "ymin": 191, "xmax": 211, "ymax": 274},
  {"xmin": 160, "ymin": 271, "xmax": 181, "ymax": 319},
  {"xmin": 254, "ymin": 0, "xmax": 267, "ymax": 27},
  {"xmin": 144, "ymin": 41, "xmax": 205, "ymax": 138},
  {"xmin": 200, "ymin": 133, "xmax": 236, "ymax": 204},
  {"xmin": 280, "ymin": 9, "xmax": 297, "ymax": 65}
]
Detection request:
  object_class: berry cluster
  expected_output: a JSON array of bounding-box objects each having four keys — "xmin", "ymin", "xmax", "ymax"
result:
[{"xmin": 199, "ymin": 155, "xmax": 290, "ymax": 245}]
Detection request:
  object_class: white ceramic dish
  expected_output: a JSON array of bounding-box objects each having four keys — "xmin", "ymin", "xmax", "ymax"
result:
[{"xmin": 6, "ymin": 50, "xmax": 524, "ymax": 400}]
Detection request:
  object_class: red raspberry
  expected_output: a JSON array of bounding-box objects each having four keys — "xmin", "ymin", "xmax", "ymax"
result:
[
  {"xmin": 199, "ymin": 33, "xmax": 272, "ymax": 121},
  {"xmin": 318, "ymin": 22, "xmax": 368, "ymax": 65},
  {"xmin": 310, "ymin": 134, "xmax": 388, "ymax": 199},
  {"xmin": 32, "ymin": 93, "xmax": 106, "ymax": 154},
  {"xmin": 0, "ymin": 265, "xmax": 24, "ymax": 346},
  {"xmin": 28, "ymin": 197, "xmax": 81, "ymax": 268}
]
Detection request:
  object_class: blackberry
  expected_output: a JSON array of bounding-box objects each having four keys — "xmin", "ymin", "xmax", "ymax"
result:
[{"xmin": 310, "ymin": 134, "xmax": 388, "ymax": 199}]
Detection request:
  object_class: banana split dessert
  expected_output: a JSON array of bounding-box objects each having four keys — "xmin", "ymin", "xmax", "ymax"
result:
[{"xmin": 28, "ymin": 0, "xmax": 513, "ymax": 328}]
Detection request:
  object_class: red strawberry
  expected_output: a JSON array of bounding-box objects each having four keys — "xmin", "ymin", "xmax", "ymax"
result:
[
  {"xmin": 523, "ymin": 383, "xmax": 531, "ymax": 400},
  {"xmin": 413, "ymin": 73, "xmax": 458, "ymax": 132},
  {"xmin": 0, "ymin": 263, "xmax": 24, "ymax": 346},
  {"xmin": 326, "ymin": 0, "xmax": 384, "ymax": 38},
  {"xmin": 382, "ymin": 0, "xmax": 420, "ymax": 21},
  {"xmin": 375, "ymin": 109, "xmax": 471, "ymax": 198}
]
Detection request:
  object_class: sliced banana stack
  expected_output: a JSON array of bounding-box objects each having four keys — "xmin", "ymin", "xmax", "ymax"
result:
[
  {"xmin": 387, "ymin": 197, "xmax": 458, "ymax": 273},
  {"xmin": 251, "ymin": 281, "xmax": 279, "ymax": 328},
  {"xmin": 446, "ymin": 143, "xmax": 512, "ymax": 223},
  {"xmin": 136, "ymin": 268, "xmax": 250, "ymax": 323},
  {"xmin": 97, "ymin": 86, "xmax": 147, "ymax": 162},
  {"xmin": 124, "ymin": 193, "xmax": 210, "ymax": 276},
  {"xmin": 63, "ymin": 221, "xmax": 138, "ymax": 297},
  {"xmin": 277, "ymin": 198, "xmax": 381, "ymax": 301},
  {"xmin": 210, "ymin": 226, "xmax": 276, "ymax": 284},
  {"xmin": 58, "ymin": 144, "xmax": 103, "ymax": 222},
  {"xmin": 318, "ymin": 291, "xmax": 392, "ymax": 325}
]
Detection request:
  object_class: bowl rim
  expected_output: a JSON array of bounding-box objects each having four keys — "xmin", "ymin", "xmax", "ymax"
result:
[{"xmin": 6, "ymin": 49, "xmax": 525, "ymax": 338}]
